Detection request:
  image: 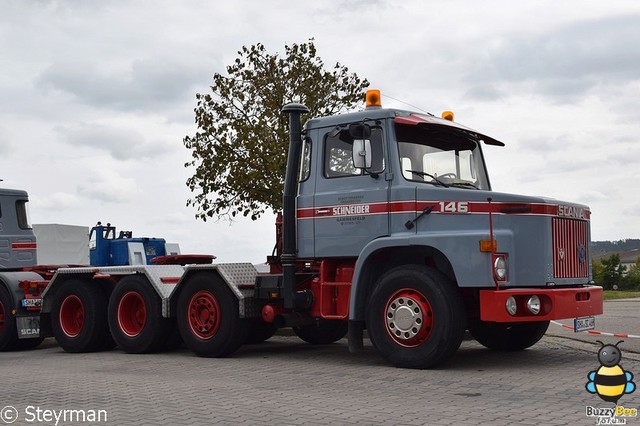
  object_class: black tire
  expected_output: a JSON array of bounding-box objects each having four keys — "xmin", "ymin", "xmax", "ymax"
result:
[
  {"xmin": 51, "ymin": 279, "xmax": 111, "ymax": 353},
  {"xmin": 97, "ymin": 279, "xmax": 117, "ymax": 351},
  {"xmin": 0, "ymin": 285, "xmax": 45, "ymax": 351},
  {"xmin": 162, "ymin": 320, "xmax": 183, "ymax": 351},
  {"xmin": 469, "ymin": 320, "xmax": 550, "ymax": 351},
  {"xmin": 246, "ymin": 320, "xmax": 278, "ymax": 344},
  {"xmin": 177, "ymin": 272, "xmax": 247, "ymax": 357},
  {"xmin": 14, "ymin": 337, "xmax": 45, "ymax": 350},
  {"xmin": 108, "ymin": 275, "xmax": 170, "ymax": 354},
  {"xmin": 0, "ymin": 285, "xmax": 19, "ymax": 351},
  {"xmin": 366, "ymin": 265, "xmax": 465, "ymax": 369},
  {"xmin": 293, "ymin": 320, "xmax": 348, "ymax": 345}
]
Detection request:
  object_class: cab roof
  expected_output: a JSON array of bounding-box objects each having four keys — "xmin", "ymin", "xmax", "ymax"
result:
[{"xmin": 304, "ymin": 107, "xmax": 505, "ymax": 146}]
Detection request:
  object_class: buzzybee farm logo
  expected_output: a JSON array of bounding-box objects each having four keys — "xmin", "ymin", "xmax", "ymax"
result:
[{"xmin": 585, "ymin": 341, "xmax": 637, "ymax": 424}]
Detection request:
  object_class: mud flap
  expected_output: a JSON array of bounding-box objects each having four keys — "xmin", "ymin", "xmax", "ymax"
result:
[{"xmin": 16, "ymin": 316, "xmax": 40, "ymax": 339}]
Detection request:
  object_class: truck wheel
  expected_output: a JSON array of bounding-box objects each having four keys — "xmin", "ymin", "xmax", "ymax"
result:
[
  {"xmin": 14, "ymin": 337, "xmax": 44, "ymax": 350},
  {"xmin": 0, "ymin": 286, "xmax": 19, "ymax": 351},
  {"xmin": 293, "ymin": 320, "xmax": 347, "ymax": 344},
  {"xmin": 51, "ymin": 280, "xmax": 110, "ymax": 353},
  {"xmin": 366, "ymin": 265, "xmax": 465, "ymax": 369},
  {"xmin": 108, "ymin": 275, "xmax": 170, "ymax": 354},
  {"xmin": 177, "ymin": 272, "xmax": 247, "ymax": 357},
  {"xmin": 246, "ymin": 320, "xmax": 278, "ymax": 344},
  {"xmin": 468, "ymin": 320, "xmax": 550, "ymax": 351},
  {"xmin": 162, "ymin": 320, "xmax": 183, "ymax": 350}
]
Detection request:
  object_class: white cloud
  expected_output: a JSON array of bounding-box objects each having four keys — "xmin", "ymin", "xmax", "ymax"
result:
[
  {"xmin": 33, "ymin": 192, "xmax": 83, "ymax": 210},
  {"xmin": 55, "ymin": 122, "xmax": 174, "ymax": 161},
  {"xmin": 77, "ymin": 170, "xmax": 141, "ymax": 203}
]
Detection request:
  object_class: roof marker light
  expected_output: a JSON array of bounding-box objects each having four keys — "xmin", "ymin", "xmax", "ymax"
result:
[
  {"xmin": 366, "ymin": 89, "xmax": 382, "ymax": 108},
  {"xmin": 441, "ymin": 111, "xmax": 454, "ymax": 121}
]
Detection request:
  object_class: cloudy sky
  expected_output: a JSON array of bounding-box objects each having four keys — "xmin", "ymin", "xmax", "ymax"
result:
[{"xmin": 1, "ymin": 0, "xmax": 639, "ymax": 264}]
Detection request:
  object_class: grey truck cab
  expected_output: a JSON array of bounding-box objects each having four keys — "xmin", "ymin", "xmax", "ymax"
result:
[
  {"xmin": 0, "ymin": 188, "xmax": 45, "ymax": 350},
  {"xmin": 278, "ymin": 90, "xmax": 601, "ymax": 368}
]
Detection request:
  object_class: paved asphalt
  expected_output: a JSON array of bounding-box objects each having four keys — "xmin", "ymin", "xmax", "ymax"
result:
[{"xmin": 1, "ymin": 300, "xmax": 639, "ymax": 426}]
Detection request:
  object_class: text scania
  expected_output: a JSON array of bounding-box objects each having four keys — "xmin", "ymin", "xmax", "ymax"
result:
[
  {"xmin": 558, "ymin": 205, "xmax": 586, "ymax": 219},
  {"xmin": 333, "ymin": 204, "xmax": 370, "ymax": 216},
  {"xmin": 24, "ymin": 406, "xmax": 107, "ymax": 425}
]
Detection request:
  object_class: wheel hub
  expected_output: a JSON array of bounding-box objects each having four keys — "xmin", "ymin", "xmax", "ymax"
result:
[
  {"xmin": 385, "ymin": 289, "xmax": 433, "ymax": 346},
  {"xmin": 118, "ymin": 291, "xmax": 147, "ymax": 337},
  {"xmin": 188, "ymin": 290, "xmax": 220, "ymax": 339},
  {"xmin": 59, "ymin": 295, "xmax": 84, "ymax": 338},
  {"xmin": 387, "ymin": 297, "xmax": 423, "ymax": 340}
]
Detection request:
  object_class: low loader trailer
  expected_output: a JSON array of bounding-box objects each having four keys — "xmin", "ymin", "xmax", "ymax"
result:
[{"xmin": 0, "ymin": 90, "xmax": 602, "ymax": 368}]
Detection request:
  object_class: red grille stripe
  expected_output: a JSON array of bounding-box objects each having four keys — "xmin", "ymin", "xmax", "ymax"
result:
[{"xmin": 553, "ymin": 218, "xmax": 589, "ymax": 278}]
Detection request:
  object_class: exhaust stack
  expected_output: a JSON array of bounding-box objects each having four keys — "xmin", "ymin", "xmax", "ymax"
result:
[{"xmin": 281, "ymin": 103, "xmax": 310, "ymax": 310}]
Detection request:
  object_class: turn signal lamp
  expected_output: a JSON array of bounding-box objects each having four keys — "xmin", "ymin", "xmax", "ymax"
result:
[
  {"xmin": 366, "ymin": 89, "xmax": 382, "ymax": 108},
  {"xmin": 441, "ymin": 111, "xmax": 454, "ymax": 121},
  {"xmin": 479, "ymin": 239, "xmax": 497, "ymax": 252}
]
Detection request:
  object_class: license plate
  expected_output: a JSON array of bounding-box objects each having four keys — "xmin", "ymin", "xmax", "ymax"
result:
[
  {"xmin": 574, "ymin": 316, "xmax": 595, "ymax": 332},
  {"xmin": 21, "ymin": 298, "xmax": 42, "ymax": 308},
  {"xmin": 16, "ymin": 316, "xmax": 40, "ymax": 339}
]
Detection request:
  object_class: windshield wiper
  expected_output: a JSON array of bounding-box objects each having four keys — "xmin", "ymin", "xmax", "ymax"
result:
[
  {"xmin": 405, "ymin": 170, "xmax": 449, "ymax": 187},
  {"xmin": 450, "ymin": 181, "xmax": 478, "ymax": 190}
]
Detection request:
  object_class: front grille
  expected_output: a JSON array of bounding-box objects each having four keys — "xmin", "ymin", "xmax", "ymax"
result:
[{"xmin": 552, "ymin": 218, "xmax": 589, "ymax": 278}]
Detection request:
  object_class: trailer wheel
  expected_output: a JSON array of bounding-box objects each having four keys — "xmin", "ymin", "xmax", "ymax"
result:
[
  {"xmin": 14, "ymin": 337, "xmax": 45, "ymax": 350},
  {"xmin": 108, "ymin": 275, "xmax": 170, "ymax": 354},
  {"xmin": 246, "ymin": 320, "xmax": 278, "ymax": 344},
  {"xmin": 177, "ymin": 272, "xmax": 247, "ymax": 357},
  {"xmin": 0, "ymin": 286, "xmax": 19, "ymax": 351},
  {"xmin": 468, "ymin": 320, "xmax": 549, "ymax": 351},
  {"xmin": 0, "ymin": 287, "xmax": 44, "ymax": 351},
  {"xmin": 162, "ymin": 320, "xmax": 183, "ymax": 350},
  {"xmin": 51, "ymin": 280, "xmax": 110, "ymax": 352},
  {"xmin": 366, "ymin": 265, "xmax": 465, "ymax": 369},
  {"xmin": 293, "ymin": 320, "xmax": 347, "ymax": 345}
]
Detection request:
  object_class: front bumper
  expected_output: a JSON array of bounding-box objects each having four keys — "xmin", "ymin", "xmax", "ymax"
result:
[{"xmin": 479, "ymin": 285, "xmax": 603, "ymax": 322}]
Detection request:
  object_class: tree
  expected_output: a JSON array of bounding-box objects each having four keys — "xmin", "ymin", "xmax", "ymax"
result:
[
  {"xmin": 183, "ymin": 40, "xmax": 369, "ymax": 221},
  {"xmin": 591, "ymin": 259, "xmax": 604, "ymax": 286},
  {"xmin": 622, "ymin": 256, "xmax": 640, "ymax": 290},
  {"xmin": 599, "ymin": 253, "xmax": 626, "ymax": 290}
]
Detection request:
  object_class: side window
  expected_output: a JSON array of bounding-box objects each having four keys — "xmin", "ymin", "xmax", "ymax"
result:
[
  {"xmin": 325, "ymin": 136, "xmax": 359, "ymax": 177},
  {"xmin": 324, "ymin": 127, "xmax": 384, "ymax": 178},
  {"xmin": 15, "ymin": 200, "xmax": 32, "ymax": 230},
  {"xmin": 298, "ymin": 137, "xmax": 311, "ymax": 182}
]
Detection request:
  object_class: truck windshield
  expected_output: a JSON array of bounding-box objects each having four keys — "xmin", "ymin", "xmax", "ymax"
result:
[{"xmin": 396, "ymin": 123, "xmax": 490, "ymax": 190}]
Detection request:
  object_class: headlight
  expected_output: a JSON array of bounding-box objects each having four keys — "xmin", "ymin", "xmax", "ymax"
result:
[
  {"xmin": 527, "ymin": 295, "xmax": 541, "ymax": 315},
  {"xmin": 506, "ymin": 296, "xmax": 517, "ymax": 316},
  {"xmin": 493, "ymin": 255, "xmax": 507, "ymax": 281}
]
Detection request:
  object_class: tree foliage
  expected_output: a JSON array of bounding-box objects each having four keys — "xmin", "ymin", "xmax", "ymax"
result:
[
  {"xmin": 592, "ymin": 253, "xmax": 637, "ymax": 290},
  {"xmin": 184, "ymin": 39, "xmax": 369, "ymax": 221}
]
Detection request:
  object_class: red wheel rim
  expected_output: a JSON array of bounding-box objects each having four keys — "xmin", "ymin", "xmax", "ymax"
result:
[
  {"xmin": 187, "ymin": 290, "xmax": 220, "ymax": 340},
  {"xmin": 59, "ymin": 295, "xmax": 84, "ymax": 338},
  {"xmin": 384, "ymin": 288, "xmax": 433, "ymax": 347},
  {"xmin": 0, "ymin": 299, "xmax": 5, "ymax": 332},
  {"xmin": 117, "ymin": 291, "xmax": 147, "ymax": 337}
]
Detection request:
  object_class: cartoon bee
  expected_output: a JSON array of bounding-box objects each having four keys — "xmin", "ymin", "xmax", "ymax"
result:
[{"xmin": 586, "ymin": 340, "xmax": 636, "ymax": 403}]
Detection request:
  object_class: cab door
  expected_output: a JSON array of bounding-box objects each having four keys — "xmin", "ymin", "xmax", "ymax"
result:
[{"xmin": 312, "ymin": 124, "xmax": 389, "ymax": 258}]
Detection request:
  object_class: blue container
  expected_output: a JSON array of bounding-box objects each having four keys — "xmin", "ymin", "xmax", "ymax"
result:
[{"xmin": 109, "ymin": 238, "xmax": 167, "ymax": 265}]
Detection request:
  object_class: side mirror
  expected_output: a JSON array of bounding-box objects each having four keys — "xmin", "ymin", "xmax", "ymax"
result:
[{"xmin": 352, "ymin": 139, "xmax": 372, "ymax": 169}]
